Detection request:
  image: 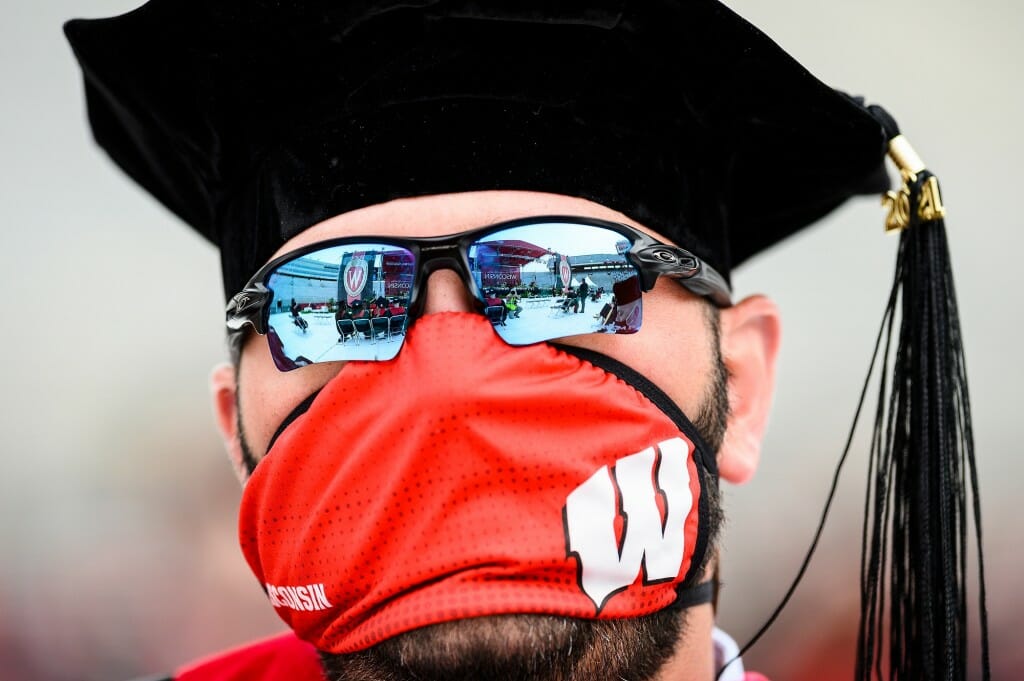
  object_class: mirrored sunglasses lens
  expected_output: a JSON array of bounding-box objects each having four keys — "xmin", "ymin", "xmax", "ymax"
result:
[
  {"xmin": 265, "ymin": 243, "xmax": 415, "ymax": 369},
  {"xmin": 468, "ymin": 222, "xmax": 642, "ymax": 345}
]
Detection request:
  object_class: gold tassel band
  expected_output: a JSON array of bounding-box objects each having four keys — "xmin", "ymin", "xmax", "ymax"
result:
[{"xmin": 881, "ymin": 135, "xmax": 946, "ymax": 233}]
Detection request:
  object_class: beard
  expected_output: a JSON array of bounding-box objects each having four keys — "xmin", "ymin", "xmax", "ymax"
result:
[
  {"xmin": 320, "ymin": 609, "xmax": 689, "ymax": 681},
  {"xmin": 238, "ymin": 313, "xmax": 729, "ymax": 681}
]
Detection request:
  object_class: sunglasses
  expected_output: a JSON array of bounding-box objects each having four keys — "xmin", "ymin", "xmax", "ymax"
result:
[{"xmin": 226, "ymin": 216, "xmax": 731, "ymax": 371}]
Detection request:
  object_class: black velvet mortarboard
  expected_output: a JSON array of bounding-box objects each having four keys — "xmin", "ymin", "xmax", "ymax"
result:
[{"xmin": 64, "ymin": 0, "xmax": 888, "ymax": 299}]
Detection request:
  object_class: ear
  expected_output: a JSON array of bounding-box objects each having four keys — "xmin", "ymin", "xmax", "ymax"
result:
[
  {"xmin": 717, "ymin": 295, "xmax": 781, "ymax": 484},
  {"xmin": 210, "ymin": 362, "xmax": 248, "ymax": 485}
]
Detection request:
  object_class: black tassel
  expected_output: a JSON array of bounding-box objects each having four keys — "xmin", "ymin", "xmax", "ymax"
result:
[
  {"xmin": 716, "ymin": 112, "xmax": 990, "ymax": 681},
  {"xmin": 857, "ymin": 108, "xmax": 990, "ymax": 681}
]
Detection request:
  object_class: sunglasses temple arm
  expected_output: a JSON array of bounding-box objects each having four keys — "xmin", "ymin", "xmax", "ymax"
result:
[
  {"xmin": 681, "ymin": 264, "xmax": 732, "ymax": 307},
  {"xmin": 226, "ymin": 284, "xmax": 272, "ymax": 332}
]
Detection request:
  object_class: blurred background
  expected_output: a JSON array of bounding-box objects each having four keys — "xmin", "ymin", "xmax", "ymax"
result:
[{"xmin": 1, "ymin": 0, "xmax": 1020, "ymax": 679}]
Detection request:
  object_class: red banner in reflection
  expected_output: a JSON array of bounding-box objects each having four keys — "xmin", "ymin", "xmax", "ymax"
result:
[{"xmin": 382, "ymin": 252, "xmax": 414, "ymax": 298}]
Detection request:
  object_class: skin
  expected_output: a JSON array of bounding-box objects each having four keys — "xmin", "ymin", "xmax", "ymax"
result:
[{"xmin": 211, "ymin": 189, "xmax": 781, "ymax": 680}]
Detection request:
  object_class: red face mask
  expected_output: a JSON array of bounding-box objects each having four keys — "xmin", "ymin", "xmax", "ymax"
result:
[{"xmin": 239, "ymin": 312, "xmax": 716, "ymax": 653}]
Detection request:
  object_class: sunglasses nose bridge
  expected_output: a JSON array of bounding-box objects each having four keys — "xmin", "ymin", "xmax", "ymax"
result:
[{"xmin": 407, "ymin": 247, "xmax": 481, "ymax": 319}]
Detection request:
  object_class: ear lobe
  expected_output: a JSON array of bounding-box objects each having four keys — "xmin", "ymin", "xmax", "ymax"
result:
[
  {"xmin": 210, "ymin": 362, "xmax": 248, "ymax": 485},
  {"xmin": 717, "ymin": 295, "xmax": 781, "ymax": 484}
]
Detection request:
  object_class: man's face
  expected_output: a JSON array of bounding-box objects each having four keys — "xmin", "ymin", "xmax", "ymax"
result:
[{"xmin": 212, "ymin": 189, "xmax": 779, "ymax": 681}]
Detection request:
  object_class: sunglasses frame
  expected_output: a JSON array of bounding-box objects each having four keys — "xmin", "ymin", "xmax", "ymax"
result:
[{"xmin": 225, "ymin": 215, "xmax": 732, "ymax": 355}]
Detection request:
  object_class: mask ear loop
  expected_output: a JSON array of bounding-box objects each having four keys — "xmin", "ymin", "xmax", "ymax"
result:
[
  {"xmin": 670, "ymin": 578, "xmax": 716, "ymax": 610},
  {"xmin": 264, "ymin": 388, "xmax": 324, "ymax": 457}
]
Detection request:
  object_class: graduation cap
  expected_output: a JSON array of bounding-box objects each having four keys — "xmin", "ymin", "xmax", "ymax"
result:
[{"xmin": 64, "ymin": 1, "xmax": 989, "ymax": 678}]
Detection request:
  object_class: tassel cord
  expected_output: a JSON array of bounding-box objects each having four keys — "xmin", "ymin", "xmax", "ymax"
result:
[{"xmin": 858, "ymin": 245, "xmax": 902, "ymax": 680}]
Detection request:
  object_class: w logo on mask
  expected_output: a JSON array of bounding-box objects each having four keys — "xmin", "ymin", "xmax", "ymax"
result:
[{"xmin": 564, "ymin": 437, "xmax": 693, "ymax": 611}]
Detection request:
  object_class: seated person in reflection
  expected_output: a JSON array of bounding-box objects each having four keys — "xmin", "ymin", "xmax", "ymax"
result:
[
  {"xmin": 335, "ymin": 302, "xmax": 353, "ymax": 341},
  {"xmin": 484, "ymin": 289, "xmax": 508, "ymax": 322},
  {"xmin": 289, "ymin": 297, "xmax": 308, "ymax": 331},
  {"xmin": 373, "ymin": 296, "xmax": 390, "ymax": 316},
  {"xmin": 560, "ymin": 287, "xmax": 577, "ymax": 313},
  {"xmin": 597, "ymin": 295, "xmax": 617, "ymax": 327},
  {"xmin": 388, "ymin": 298, "xmax": 407, "ymax": 316},
  {"xmin": 349, "ymin": 301, "xmax": 374, "ymax": 338}
]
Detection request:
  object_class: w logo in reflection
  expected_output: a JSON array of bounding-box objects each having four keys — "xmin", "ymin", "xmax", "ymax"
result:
[
  {"xmin": 563, "ymin": 437, "xmax": 693, "ymax": 611},
  {"xmin": 343, "ymin": 254, "xmax": 368, "ymax": 299}
]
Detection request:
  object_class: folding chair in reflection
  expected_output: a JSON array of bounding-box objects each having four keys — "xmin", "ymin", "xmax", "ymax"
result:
[
  {"xmin": 353, "ymin": 318, "xmax": 372, "ymax": 341},
  {"xmin": 389, "ymin": 314, "xmax": 407, "ymax": 337},
  {"xmin": 337, "ymin": 318, "xmax": 357, "ymax": 343},
  {"xmin": 371, "ymin": 316, "xmax": 390, "ymax": 340},
  {"xmin": 484, "ymin": 305, "xmax": 507, "ymax": 326}
]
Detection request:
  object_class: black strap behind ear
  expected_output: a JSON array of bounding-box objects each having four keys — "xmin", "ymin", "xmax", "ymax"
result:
[
  {"xmin": 670, "ymin": 579, "xmax": 716, "ymax": 610},
  {"xmin": 265, "ymin": 388, "xmax": 324, "ymax": 455}
]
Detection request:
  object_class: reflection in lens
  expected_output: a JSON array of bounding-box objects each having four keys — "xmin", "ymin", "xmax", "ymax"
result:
[
  {"xmin": 468, "ymin": 222, "xmax": 642, "ymax": 345},
  {"xmin": 264, "ymin": 243, "xmax": 415, "ymax": 369}
]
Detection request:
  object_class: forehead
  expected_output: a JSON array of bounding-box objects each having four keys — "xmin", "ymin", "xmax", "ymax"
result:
[{"xmin": 267, "ymin": 190, "xmax": 671, "ymax": 262}]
